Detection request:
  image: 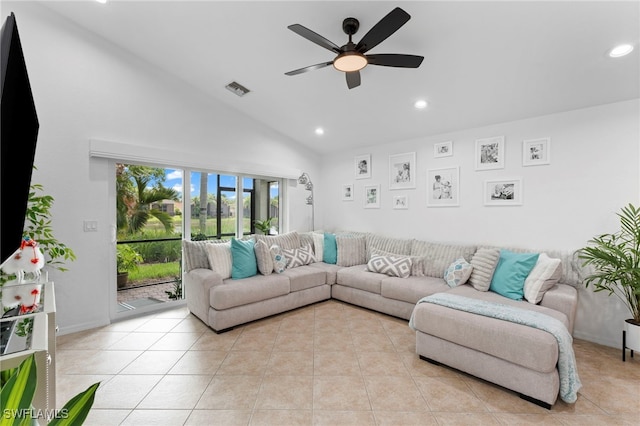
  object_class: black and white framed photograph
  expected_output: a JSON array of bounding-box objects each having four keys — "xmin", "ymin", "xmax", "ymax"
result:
[
  {"xmin": 392, "ymin": 195, "xmax": 409, "ymax": 210},
  {"xmin": 484, "ymin": 178, "xmax": 523, "ymax": 206},
  {"xmin": 342, "ymin": 184, "xmax": 354, "ymax": 201},
  {"xmin": 475, "ymin": 136, "xmax": 505, "ymax": 170},
  {"xmin": 427, "ymin": 166, "xmax": 460, "ymax": 207},
  {"xmin": 364, "ymin": 184, "xmax": 380, "ymax": 208},
  {"xmin": 389, "ymin": 152, "xmax": 416, "ymax": 190},
  {"xmin": 355, "ymin": 154, "xmax": 371, "ymax": 179},
  {"xmin": 434, "ymin": 141, "xmax": 453, "ymax": 158},
  {"xmin": 523, "ymin": 137, "xmax": 551, "ymax": 166}
]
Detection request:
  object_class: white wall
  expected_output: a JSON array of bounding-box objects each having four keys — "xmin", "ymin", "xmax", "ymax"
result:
[
  {"xmin": 5, "ymin": 2, "xmax": 320, "ymax": 333},
  {"xmin": 318, "ymin": 99, "xmax": 640, "ymax": 348}
]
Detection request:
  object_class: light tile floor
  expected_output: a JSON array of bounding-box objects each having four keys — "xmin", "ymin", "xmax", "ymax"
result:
[{"xmin": 56, "ymin": 300, "xmax": 640, "ymax": 425}]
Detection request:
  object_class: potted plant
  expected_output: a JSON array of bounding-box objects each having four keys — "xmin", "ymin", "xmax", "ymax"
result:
[
  {"xmin": 577, "ymin": 203, "xmax": 640, "ymax": 358},
  {"xmin": 116, "ymin": 244, "xmax": 142, "ymax": 288},
  {"xmin": 254, "ymin": 217, "xmax": 275, "ymax": 235}
]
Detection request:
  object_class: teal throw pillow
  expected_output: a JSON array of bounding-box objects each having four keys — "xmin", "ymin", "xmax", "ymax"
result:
[
  {"xmin": 323, "ymin": 233, "xmax": 337, "ymax": 264},
  {"xmin": 490, "ymin": 250, "xmax": 539, "ymax": 300},
  {"xmin": 231, "ymin": 238, "xmax": 257, "ymax": 279}
]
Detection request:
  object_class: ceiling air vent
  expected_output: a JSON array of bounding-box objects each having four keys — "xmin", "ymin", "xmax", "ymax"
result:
[{"xmin": 225, "ymin": 81, "xmax": 250, "ymax": 97}]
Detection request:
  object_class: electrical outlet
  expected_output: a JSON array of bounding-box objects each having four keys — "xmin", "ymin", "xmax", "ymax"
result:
[{"xmin": 83, "ymin": 220, "xmax": 98, "ymax": 232}]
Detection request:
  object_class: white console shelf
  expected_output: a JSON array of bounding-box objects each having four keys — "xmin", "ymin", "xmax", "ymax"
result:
[{"xmin": 1, "ymin": 280, "xmax": 56, "ymax": 415}]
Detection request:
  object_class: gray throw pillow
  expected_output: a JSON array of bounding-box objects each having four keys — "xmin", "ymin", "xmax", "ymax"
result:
[{"xmin": 468, "ymin": 248, "xmax": 500, "ymax": 291}]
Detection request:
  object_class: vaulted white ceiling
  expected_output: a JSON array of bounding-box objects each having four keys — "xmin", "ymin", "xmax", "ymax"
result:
[{"xmin": 38, "ymin": 1, "xmax": 639, "ymax": 154}]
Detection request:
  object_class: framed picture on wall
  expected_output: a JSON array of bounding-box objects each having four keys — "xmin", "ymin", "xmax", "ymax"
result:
[
  {"xmin": 392, "ymin": 195, "xmax": 408, "ymax": 210},
  {"xmin": 342, "ymin": 184, "xmax": 354, "ymax": 201},
  {"xmin": 427, "ymin": 166, "xmax": 460, "ymax": 207},
  {"xmin": 364, "ymin": 184, "xmax": 380, "ymax": 208},
  {"xmin": 475, "ymin": 136, "xmax": 505, "ymax": 170},
  {"xmin": 389, "ymin": 152, "xmax": 416, "ymax": 190},
  {"xmin": 434, "ymin": 141, "xmax": 453, "ymax": 158},
  {"xmin": 523, "ymin": 137, "xmax": 551, "ymax": 166},
  {"xmin": 355, "ymin": 154, "xmax": 371, "ymax": 179},
  {"xmin": 484, "ymin": 178, "xmax": 523, "ymax": 206}
]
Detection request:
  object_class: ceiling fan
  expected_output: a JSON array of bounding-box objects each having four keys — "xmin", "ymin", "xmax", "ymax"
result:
[{"xmin": 285, "ymin": 7, "xmax": 424, "ymax": 89}]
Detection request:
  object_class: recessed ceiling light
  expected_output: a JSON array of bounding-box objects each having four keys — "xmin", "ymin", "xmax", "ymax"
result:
[
  {"xmin": 96, "ymin": 0, "xmax": 108, "ymax": 4},
  {"xmin": 315, "ymin": 127, "xmax": 324, "ymax": 136},
  {"xmin": 608, "ymin": 44, "xmax": 634, "ymax": 58},
  {"xmin": 414, "ymin": 99, "xmax": 428, "ymax": 109}
]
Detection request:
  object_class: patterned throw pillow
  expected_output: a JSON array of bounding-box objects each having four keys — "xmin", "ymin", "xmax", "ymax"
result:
[
  {"xmin": 372, "ymin": 249, "xmax": 425, "ymax": 276},
  {"xmin": 283, "ymin": 244, "xmax": 317, "ymax": 269},
  {"xmin": 367, "ymin": 254, "xmax": 412, "ymax": 278},
  {"xmin": 270, "ymin": 245, "xmax": 287, "ymax": 273},
  {"xmin": 444, "ymin": 258, "xmax": 473, "ymax": 288}
]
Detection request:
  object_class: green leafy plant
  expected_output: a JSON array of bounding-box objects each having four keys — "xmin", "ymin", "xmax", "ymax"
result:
[
  {"xmin": 577, "ymin": 203, "xmax": 640, "ymax": 324},
  {"xmin": 0, "ymin": 354, "xmax": 99, "ymax": 425},
  {"xmin": 253, "ymin": 217, "xmax": 275, "ymax": 235},
  {"xmin": 116, "ymin": 245, "xmax": 143, "ymax": 274},
  {"xmin": 23, "ymin": 183, "xmax": 77, "ymax": 272}
]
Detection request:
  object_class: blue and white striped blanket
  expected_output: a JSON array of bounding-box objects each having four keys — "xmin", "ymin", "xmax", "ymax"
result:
[{"xmin": 409, "ymin": 293, "xmax": 582, "ymax": 403}]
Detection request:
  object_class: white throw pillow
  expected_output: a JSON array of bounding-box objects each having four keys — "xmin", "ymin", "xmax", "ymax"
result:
[
  {"xmin": 523, "ymin": 253, "xmax": 562, "ymax": 304},
  {"xmin": 311, "ymin": 232, "xmax": 324, "ymax": 262},
  {"xmin": 205, "ymin": 242, "xmax": 232, "ymax": 279}
]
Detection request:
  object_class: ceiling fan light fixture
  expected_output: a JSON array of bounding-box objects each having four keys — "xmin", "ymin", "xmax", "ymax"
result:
[
  {"xmin": 333, "ymin": 51, "xmax": 368, "ymax": 72},
  {"xmin": 608, "ymin": 43, "xmax": 634, "ymax": 58}
]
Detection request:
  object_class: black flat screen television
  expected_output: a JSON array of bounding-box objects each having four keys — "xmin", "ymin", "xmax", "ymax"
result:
[{"xmin": 1, "ymin": 12, "xmax": 39, "ymax": 264}]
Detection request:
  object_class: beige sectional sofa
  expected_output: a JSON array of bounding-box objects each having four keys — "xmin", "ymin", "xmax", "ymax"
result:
[{"xmin": 183, "ymin": 230, "xmax": 581, "ymax": 408}]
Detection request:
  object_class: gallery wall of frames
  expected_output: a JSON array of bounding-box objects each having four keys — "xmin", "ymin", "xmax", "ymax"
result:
[{"xmin": 343, "ymin": 136, "xmax": 550, "ymax": 210}]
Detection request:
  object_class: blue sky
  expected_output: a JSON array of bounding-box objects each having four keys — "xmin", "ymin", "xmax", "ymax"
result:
[{"xmin": 162, "ymin": 169, "xmax": 275, "ymax": 201}]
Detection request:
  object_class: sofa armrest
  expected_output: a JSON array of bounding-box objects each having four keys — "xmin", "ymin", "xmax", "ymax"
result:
[
  {"xmin": 184, "ymin": 268, "xmax": 223, "ymax": 325},
  {"xmin": 539, "ymin": 284, "xmax": 578, "ymax": 336}
]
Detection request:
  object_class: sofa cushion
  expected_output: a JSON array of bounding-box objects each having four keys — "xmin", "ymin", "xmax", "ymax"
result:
[
  {"xmin": 254, "ymin": 239, "xmax": 273, "ymax": 275},
  {"xmin": 468, "ymin": 248, "xmax": 500, "ymax": 291},
  {"xmin": 337, "ymin": 235, "xmax": 367, "ymax": 267},
  {"xmin": 283, "ymin": 244, "xmax": 316, "ymax": 268},
  {"xmin": 254, "ymin": 231, "xmax": 301, "ymax": 250},
  {"xmin": 410, "ymin": 288, "xmax": 562, "ymax": 374},
  {"xmin": 490, "ymin": 250, "xmax": 539, "ymax": 300},
  {"xmin": 366, "ymin": 234, "xmax": 412, "ymax": 260},
  {"xmin": 231, "ymin": 238, "xmax": 257, "ymax": 279},
  {"xmin": 281, "ymin": 265, "xmax": 327, "ymax": 292},
  {"xmin": 444, "ymin": 258, "xmax": 473, "ymax": 288},
  {"xmin": 211, "ymin": 274, "xmax": 290, "ymax": 310},
  {"xmin": 411, "ymin": 241, "xmax": 477, "ymax": 278},
  {"xmin": 336, "ymin": 264, "xmax": 384, "ymax": 294},
  {"xmin": 381, "ymin": 275, "xmax": 450, "ymax": 304},
  {"xmin": 308, "ymin": 262, "xmax": 343, "ymax": 284},
  {"xmin": 323, "ymin": 233, "xmax": 338, "ymax": 264},
  {"xmin": 524, "ymin": 253, "xmax": 563, "ymax": 304},
  {"xmin": 206, "ymin": 241, "xmax": 232, "ymax": 279},
  {"xmin": 367, "ymin": 254, "xmax": 412, "ymax": 278}
]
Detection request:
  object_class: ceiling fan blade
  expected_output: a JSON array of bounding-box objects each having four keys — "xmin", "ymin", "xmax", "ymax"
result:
[
  {"xmin": 366, "ymin": 54, "xmax": 424, "ymax": 68},
  {"xmin": 288, "ymin": 24, "xmax": 341, "ymax": 53},
  {"xmin": 285, "ymin": 62, "xmax": 333, "ymax": 76},
  {"xmin": 346, "ymin": 71, "xmax": 361, "ymax": 89},
  {"xmin": 355, "ymin": 7, "xmax": 411, "ymax": 53}
]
